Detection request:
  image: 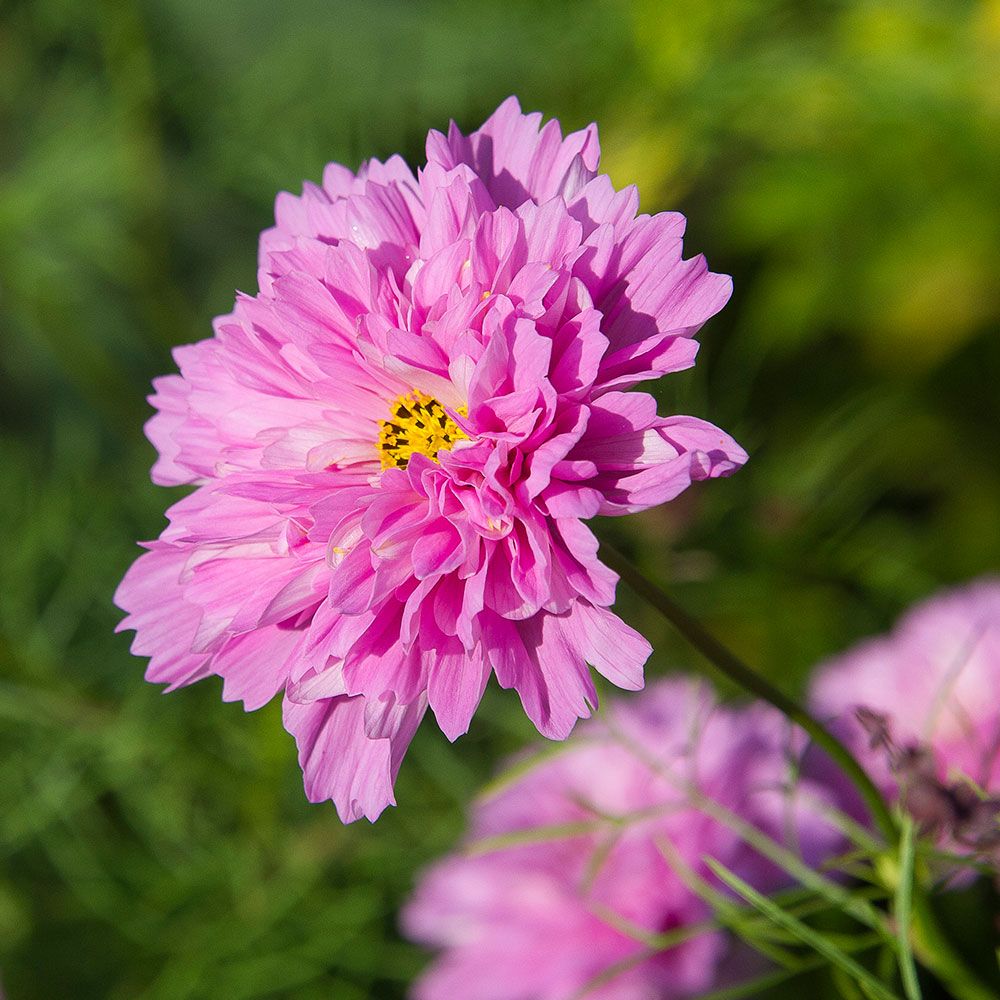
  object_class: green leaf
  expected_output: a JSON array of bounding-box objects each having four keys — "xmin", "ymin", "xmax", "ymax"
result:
[
  {"xmin": 653, "ymin": 835, "xmax": 801, "ymax": 968},
  {"xmin": 705, "ymin": 857, "xmax": 903, "ymax": 1000},
  {"xmin": 693, "ymin": 932, "xmax": 885, "ymax": 1000}
]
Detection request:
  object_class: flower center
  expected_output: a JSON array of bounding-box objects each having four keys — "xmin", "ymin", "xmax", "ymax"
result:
[{"xmin": 378, "ymin": 391, "xmax": 468, "ymax": 470}]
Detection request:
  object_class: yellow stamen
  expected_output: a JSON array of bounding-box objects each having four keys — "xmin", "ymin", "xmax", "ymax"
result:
[{"xmin": 377, "ymin": 390, "xmax": 468, "ymax": 471}]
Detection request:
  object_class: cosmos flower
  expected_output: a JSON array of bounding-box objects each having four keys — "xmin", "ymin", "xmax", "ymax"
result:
[
  {"xmin": 810, "ymin": 578, "xmax": 1000, "ymax": 860},
  {"xmin": 402, "ymin": 679, "xmax": 845, "ymax": 1000},
  {"xmin": 114, "ymin": 97, "xmax": 745, "ymax": 821}
]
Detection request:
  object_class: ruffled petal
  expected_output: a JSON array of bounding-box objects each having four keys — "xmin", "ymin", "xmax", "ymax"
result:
[
  {"xmin": 282, "ymin": 692, "xmax": 426, "ymax": 822},
  {"xmin": 428, "ymin": 96, "xmax": 600, "ymax": 209},
  {"xmin": 114, "ymin": 545, "xmax": 211, "ymax": 691}
]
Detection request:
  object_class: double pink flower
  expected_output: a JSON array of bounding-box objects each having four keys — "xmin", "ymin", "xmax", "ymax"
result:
[{"xmin": 115, "ymin": 98, "xmax": 744, "ymax": 821}]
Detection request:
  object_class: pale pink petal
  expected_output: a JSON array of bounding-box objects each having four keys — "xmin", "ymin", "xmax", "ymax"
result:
[
  {"xmin": 427, "ymin": 646, "xmax": 491, "ymax": 741},
  {"xmin": 145, "ymin": 375, "xmax": 200, "ymax": 486},
  {"xmin": 114, "ymin": 546, "xmax": 211, "ymax": 691},
  {"xmin": 282, "ymin": 692, "xmax": 426, "ymax": 822},
  {"xmin": 213, "ymin": 626, "xmax": 302, "ymax": 711},
  {"xmin": 572, "ymin": 602, "xmax": 650, "ymax": 691}
]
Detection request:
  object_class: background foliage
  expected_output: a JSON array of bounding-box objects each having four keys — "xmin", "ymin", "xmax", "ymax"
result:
[{"xmin": 1, "ymin": 1, "xmax": 998, "ymax": 996}]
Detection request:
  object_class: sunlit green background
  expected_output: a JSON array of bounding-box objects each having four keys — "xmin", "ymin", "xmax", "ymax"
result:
[{"xmin": 2, "ymin": 1, "xmax": 999, "ymax": 996}]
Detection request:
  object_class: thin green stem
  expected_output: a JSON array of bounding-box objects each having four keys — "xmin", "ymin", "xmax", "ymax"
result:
[
  {"xmin": 600, "ymin": 542, "xmax": 897, "ymax": 842},
  {"xmin": 893, "ymin": 817, "xmax": 922, "ymax": 1000}
]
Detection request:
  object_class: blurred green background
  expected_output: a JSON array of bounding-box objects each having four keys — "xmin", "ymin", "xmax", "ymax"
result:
[{"xmin": 1, "ymin": 0, "xmax": 998, "ymax": 996}]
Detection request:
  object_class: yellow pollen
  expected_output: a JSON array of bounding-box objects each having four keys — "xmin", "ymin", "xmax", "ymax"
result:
[{"xmin": 377, "ymin": 390, "xmax": 468, "ymax": 470}]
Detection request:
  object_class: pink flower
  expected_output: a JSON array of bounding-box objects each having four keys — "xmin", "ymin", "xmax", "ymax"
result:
[
  {"xmin": 115, "ymin": 97, "xmax": 745, "ymax": 822},
  {"xmin": 810, "ymin": 578, "xmax": 1000, "ymax": 855},
  {"xmin": 402, "ymin": 679, "xmax": 844, "ymax": 1000}
]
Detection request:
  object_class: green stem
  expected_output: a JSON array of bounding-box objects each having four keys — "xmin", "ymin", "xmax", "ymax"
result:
[{"xmin": 600, "ymin": 542, "xmax": 898, "ymax": 842}]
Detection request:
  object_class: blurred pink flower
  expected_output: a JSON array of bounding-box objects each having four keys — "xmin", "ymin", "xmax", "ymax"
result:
[
  {"xmin": 810, "ymin": 578, "xmax": 1000, "ymax": 856},
  {"xmin": 115, "ymin": 97, "xmax": 745, "ymax": 822},
  {"xmin": 402, "ymin": 678, "xmax": 844, "ymax": 1000}
]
